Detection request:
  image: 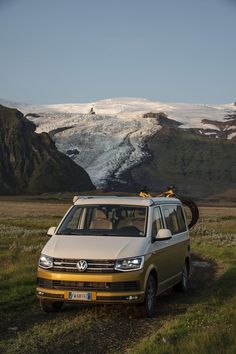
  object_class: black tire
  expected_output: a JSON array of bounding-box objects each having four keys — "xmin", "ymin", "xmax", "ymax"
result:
[
  {"xmin": 40, "ymin": 299, "xmax": 63, "ymax": 313},
  {"xmin": 179, "ymin": 198, "xmax": 199, "ymax": 229},
  {"xmin": 138, "ymin": 274, "xmax": 157, "ymax": 317},
  {"xmin": 174, "ymin": 261, "xmax": 189, "ymax": 292}
]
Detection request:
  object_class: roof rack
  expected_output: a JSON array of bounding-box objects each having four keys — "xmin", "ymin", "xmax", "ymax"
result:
[{"xmin": 73, "ymin": 195, "xmax": 97, "ymax": 203}]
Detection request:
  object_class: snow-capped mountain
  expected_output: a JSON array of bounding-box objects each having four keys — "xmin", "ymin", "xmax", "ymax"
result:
[{"xmin": 1, "ymin": 97, "xmax": 236, "ymax": 193}]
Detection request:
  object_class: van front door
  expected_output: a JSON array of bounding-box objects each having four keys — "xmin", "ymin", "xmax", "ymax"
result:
[
  {"xmin": 148, "ymin": 206, "xmax": 174, "ymax": 293},
  {"xmin": 161, "ymin": 204, "xmax": 189, "ymax": 281}
]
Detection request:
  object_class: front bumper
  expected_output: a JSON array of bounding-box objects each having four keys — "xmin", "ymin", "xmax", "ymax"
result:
[{"xmin": 36, "ymin": 267, "xmax": 145, "ymax": 304}]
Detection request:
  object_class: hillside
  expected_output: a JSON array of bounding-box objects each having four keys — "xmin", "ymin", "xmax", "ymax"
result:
[
  {"xmin": 127, "ymin": 126, "xmax": 236, "ymax": 199},
  {"xmin": 0, "ymin": 105, "xmax": 94, "ymax": 194}
]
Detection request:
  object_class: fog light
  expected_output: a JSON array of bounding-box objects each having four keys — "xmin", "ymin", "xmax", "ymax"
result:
[
  {"xmin": 37, "ymin": 291, "xmax": 45, "ymax": 296},
  {"xmin": 126, "ymin": 295, "xmax": 139, "ymax": 300}
]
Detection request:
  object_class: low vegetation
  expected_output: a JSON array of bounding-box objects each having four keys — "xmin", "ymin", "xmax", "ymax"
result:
[{"xmin": 0, "ymin": 200, "xmax": 235, "ymax": 354}]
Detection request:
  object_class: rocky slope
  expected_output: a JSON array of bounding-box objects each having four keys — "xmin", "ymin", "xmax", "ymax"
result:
[
  {"xmin": 0, "ymin": 105, "xmax": 94, "ymax": 194},
  {"xmin": 124, "ymin": 126, "xmax": 236, "ymax": 199}
]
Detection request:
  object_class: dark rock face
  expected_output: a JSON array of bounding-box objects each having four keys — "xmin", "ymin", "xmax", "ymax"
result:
[
  {"xmin": 143, "ymin": 112, "xmax": 163, "ymax": 118},
  {"xmin": 0, "ymin": 105, "xmax": 95, "ymax": 195},
  {"xmin": 89, "ymin": 107, "xmax": 96, "ymax": 115},
  {"xmin": 49, "ymin": 126, "xmax": 75, "ymax": 138},
  {"xmin": 66, "ymin": 149, "xmax": 80, "ymax": 160},
  {"xmin": 106, "ymin": 124, "xmax": 236, "ymax": 199},
  {"xmin": 143, "ymin": 112, "xmax": 182, "ymax": 128},
  {"xmin": 25, "ymin": 113, "xmax": 41, "ymax": 118},
  {"xmin": 126, "ymin": 127, "xmax": 236, "ymax": 198}
]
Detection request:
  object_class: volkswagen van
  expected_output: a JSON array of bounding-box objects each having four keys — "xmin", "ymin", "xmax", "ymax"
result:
[{"xmin": 36, "ymin": 196, "xmax": 190, "ymax": 317}]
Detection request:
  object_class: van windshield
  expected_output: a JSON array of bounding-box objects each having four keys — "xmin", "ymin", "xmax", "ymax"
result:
[{"xmin": 57, "ymin": 205, "xmax": 147, "ymax": 237}]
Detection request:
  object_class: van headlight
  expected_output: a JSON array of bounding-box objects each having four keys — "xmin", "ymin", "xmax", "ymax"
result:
[
  {"xmin": 115, "ymin": 256, "xmax": 144, "ymax": 272},
  {"xmin": 39, "ymin": 254, "xmax": 53, "ymax": 269}
]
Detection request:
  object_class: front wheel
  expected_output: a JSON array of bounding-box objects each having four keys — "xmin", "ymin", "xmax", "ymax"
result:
[
  {"xmin": 137, "ymin": 274, "xmax": 157, "ymax": 317},
  {"xmin": 40, "ymin": 299, "xmax": 63, "ymax": 313}
]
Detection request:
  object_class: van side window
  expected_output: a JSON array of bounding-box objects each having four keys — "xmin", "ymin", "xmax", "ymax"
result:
[
  {"xmin": 152, "ymin": 207, "xmax": 163, "ymax": 237},
  {"xmin": 176, "ymin": 205, "xmax": 187, "ymax": 232},
  {"xmin": 162, "ymin": 205, "xmax": 187, "ymax": 235}
]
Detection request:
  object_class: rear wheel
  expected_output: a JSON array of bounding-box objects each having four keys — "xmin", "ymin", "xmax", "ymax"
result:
[
  {"xmin": 40, "ymin": 299, "xmax": 63, "ymax": 313},
  {"xmin": 174, "ymin": 261, "xmax": 189, "ymax": 292}
]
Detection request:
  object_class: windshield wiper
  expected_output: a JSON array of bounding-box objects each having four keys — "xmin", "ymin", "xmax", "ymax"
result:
[
  {"xmin": 57, "ymin": 228, "xmax": 84, "ymax": 235},
  {"xmin": 58, "ymin": 229, "xmax": 107, "ymax": 236}
]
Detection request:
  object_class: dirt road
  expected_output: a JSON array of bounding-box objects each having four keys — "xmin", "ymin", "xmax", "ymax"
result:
[{"xmin": 1, "ymin": 254, "xmax": 221, "ymax": 354}]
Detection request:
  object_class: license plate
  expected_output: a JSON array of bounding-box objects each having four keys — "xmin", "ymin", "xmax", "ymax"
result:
[{"xmin": 67, "ymin": 291, "xmax": 92, "ymax": 301}]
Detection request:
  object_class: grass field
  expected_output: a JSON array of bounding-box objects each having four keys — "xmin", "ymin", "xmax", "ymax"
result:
[{"xmin": 0, "ymin": 200, "xmax": 235, "ymax": 354}]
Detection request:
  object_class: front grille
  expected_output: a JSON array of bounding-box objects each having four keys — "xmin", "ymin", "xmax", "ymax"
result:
[
  {"xmin": 52, "ymin": 258, "xmax": 115, "ymax": 273},
  {"xmin": 37, "ymin": 278, "xmax": 140, "ymax": 292}
]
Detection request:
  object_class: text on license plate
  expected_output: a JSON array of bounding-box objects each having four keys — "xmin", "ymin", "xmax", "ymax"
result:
[{"xmin": 68, "ymin": 291, "xmax": 92, "ymax": 301}]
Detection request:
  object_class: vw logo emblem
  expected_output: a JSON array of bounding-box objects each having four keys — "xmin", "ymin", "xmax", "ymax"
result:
[{"xmin": 76, "ymin": 260, "xmax": 88, "ymax": 271}]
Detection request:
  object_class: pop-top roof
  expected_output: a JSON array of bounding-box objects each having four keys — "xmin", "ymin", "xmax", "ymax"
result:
[{"xmin": 73, "ymin": 195, "xmax": 181, "ymax": 206}]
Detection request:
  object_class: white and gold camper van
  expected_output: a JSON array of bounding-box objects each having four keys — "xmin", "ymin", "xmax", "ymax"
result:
[{"xmin": 37, "ymin": 196, "xmax": 190, "ymax": 317}]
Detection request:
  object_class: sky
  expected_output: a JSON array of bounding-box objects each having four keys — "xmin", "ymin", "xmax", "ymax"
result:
[{"xmin": 0, "ymin": 0, "xmax": 235, "ymax": 105}]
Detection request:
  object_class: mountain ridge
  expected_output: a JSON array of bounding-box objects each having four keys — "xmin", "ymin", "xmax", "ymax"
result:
[{"xmin": 1, "ymin": 98, "xmax": 236, "ymax": 199}]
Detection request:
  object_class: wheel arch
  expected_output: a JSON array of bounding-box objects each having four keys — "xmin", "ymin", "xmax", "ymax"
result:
[{"xmin": 144, "ymin": 265, "xmax": 158, "ymax": 295}]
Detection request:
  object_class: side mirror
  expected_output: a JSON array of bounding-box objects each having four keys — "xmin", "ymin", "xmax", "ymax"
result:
[
  {"xmin": 155, "ymin": 228, "xmax": 172, "ymax": 241},
  {"xmin": 47, "ymin": 226, "xmax": 56, "ymax": 237}
]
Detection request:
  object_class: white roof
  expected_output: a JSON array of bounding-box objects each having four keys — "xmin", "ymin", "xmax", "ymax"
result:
[{"xmin": 74, "ymin": 196, "xmax": 181, "ymax": 206}]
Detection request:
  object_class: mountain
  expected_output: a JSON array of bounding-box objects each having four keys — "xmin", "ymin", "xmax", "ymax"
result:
[
  {"xmin": 0, "ymin": 105, "xmax": 94, "ymax": 195},
  {"xmin": 125, "ymin": 125, "xmax": 236, "ymax": 199},
  {"xmin": 1, "ymin": 98, "xmax": 236, "ymax": 200}
]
